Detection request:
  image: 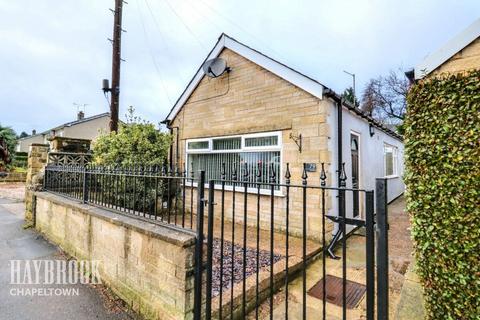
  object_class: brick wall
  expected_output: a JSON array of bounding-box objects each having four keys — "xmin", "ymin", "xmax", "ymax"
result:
[
  {"xmin": 35, "ymin": 192, "xmax": 196, "ymax": 320},
  {"xmin": 171, "ymin": 48, "xmax": 334, "ymax": 239}
]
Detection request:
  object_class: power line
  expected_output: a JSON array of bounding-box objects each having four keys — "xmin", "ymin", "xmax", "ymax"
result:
[
  {"xmin": 193, "ymin": 0, "xmax": 286, "ymax": 61},
  {"xmin": 135, "ymin": 0, "xmax": 173, "ymax": 104},
  {"xmin": 161, "ymin": 0, "xmax": 208, "ymax": 51},
  {"xmin": 142, "ymin": 0, "xmax": 187, "ymax": 83}
]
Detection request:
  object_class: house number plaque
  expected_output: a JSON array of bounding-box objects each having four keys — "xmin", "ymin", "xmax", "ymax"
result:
[{"xmin": 304, "ymin": 163, "xmax": 317, "ymax": 172}]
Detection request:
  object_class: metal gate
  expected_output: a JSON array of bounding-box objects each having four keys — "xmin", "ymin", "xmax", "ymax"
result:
[{"xmin": 193, "ymin": 163, "xmax": 389, "ymax": 320}]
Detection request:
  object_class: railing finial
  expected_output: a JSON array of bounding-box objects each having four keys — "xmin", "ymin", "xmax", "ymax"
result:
[
  {"xmin": 320, "ymin": 162, "xmax": 327, "ymax": 187},
  {"xmin": 340, "ymin": 162, "xmax": 347, "ymax": 187},
  {"xmin": 285, "ymin": 163, "xmax": 291, "ymax": 185},
  {"xmin": 302, "ymin": 163, "xmax": 308, "ymax": 186}
]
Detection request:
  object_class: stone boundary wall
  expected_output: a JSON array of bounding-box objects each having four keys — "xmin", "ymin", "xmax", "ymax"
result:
[
  {"xmin": 0, "ymin": 172, "xmax": 27, "ymax": 183},
  {"xmin": 35, "ymin": 192, "xmax": 196, "ymax": 320}
]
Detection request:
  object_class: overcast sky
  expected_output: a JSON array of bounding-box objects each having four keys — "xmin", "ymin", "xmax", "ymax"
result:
[{"xmin": 0, "ymin": 0, "xmax": 479, "ymax": 135}]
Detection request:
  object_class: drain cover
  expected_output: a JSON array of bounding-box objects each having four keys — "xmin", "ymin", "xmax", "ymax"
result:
[{"xmin": 308, "ymin": 275, "xmax": 366, "ymax": 309}]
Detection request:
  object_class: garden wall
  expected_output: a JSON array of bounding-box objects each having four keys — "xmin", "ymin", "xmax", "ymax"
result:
[{"xmin": 35, "ymin": 192, "xmax": 196, "ymax": 320}]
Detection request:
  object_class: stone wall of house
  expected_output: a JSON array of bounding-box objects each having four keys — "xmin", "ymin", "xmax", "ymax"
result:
[
  {"xmin": 171, "ymin": 48, "xmax": 334, "ymax": 239},
  {"xmin": 431, "ymin": 37, "xmax": 480, "ymax": 76},
  {"xmin": 25, "ymin": 144, "xmax": 49, "ymax": 222},
  {"xmin": 35, "ymin": 192, "xmax": 196, "ymax": 320}
]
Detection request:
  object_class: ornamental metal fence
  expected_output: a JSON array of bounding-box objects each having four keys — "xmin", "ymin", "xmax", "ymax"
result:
[
  {"xmin": 43, "ymin": 164, "xmax": 196, "ymax": 230},
  {"xmin": 42, "ymin": 163, "xmax": 389, "ymax": 320}
]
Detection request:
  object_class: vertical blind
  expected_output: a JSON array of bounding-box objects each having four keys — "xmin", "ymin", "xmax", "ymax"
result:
[
  {"xmin": 189, "ymin": 152, "xmax": 280, "ymax": 189},
  {"xmin": 187, "ymin": 134, "xmax": 281, "ymax": 190}
]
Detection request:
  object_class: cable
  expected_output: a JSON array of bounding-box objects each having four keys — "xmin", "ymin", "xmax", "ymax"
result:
[
  {"xmin": 161, "ymin": 0, "xmax": 208, "ymax": 51},
  {"xmin": 135, "ymin": 0, "xmax": 173, "ymax": 104},
  {"xmin": 193, "ymin": 0, "xmax": 286, "ymax": 60},
  {"xmin": 142, "ymin": 0, "xmax": 187, "ymax": 83}
]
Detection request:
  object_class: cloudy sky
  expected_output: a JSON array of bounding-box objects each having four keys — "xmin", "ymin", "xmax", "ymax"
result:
[{"xmin": 1, "ymin": 0, "xmax": 479, "ymax": 135}]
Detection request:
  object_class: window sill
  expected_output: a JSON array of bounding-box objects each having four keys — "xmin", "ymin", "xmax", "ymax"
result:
[
  {"xmin": 383, "ymin": 175, "xmax": 399, "ymax": 179},
  {"xmin": 185, "ymin": 182, "xmax": 286, "ymax": 197}
]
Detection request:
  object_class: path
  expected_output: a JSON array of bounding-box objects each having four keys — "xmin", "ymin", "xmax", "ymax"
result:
[
  {"xmin": 0, "ymin": 184, "xmax": 137, "ymax": 320},
  {"xmin": 252, "ymin": 196, "xmax": 412, "ymax": 319}
]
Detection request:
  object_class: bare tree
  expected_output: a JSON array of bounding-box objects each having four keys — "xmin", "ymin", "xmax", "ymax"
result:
[{"xmin": 361, "ymin": 69, "xmax": 409, "ymax": 126}]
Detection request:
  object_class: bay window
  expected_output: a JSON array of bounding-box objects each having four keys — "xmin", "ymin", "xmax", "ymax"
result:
[{"xmin": 186, "ymin": 132, "xmax": 282, "ymax": 190}]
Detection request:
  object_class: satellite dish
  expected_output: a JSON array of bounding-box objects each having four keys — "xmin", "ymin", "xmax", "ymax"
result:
[{"xmin": 202, "ymin": 58, "xmax": 229, "ymax": 78}]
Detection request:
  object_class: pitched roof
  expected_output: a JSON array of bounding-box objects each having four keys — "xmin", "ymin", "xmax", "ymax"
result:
[
  {"xmin": 164, "ymin": 33, "xmax": 402, "ymax": 141},
  {"xmin": 50, "ymin": 112, "xmax": 111, "ymax": 131},
  {"xmin": 415, "ymin": 18, "xmax": 480, "ymax": 79},
  {"xmin": 17, "ymin": 112, "xmax": 111, "ymax": 141},
  {"xmin": 164, "ymin": 33, "xmax": 326, "ymax": 122}
]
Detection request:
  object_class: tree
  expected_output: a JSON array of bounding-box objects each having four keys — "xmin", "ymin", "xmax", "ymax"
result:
[
  {"xmin": 341, "ymin": 87, "xmax": 359, "ymax": 107},
  {"xmin": 360, "ymin": 69, "xmax": 409, "ymax": 127},
  {"xmin": 92, "ymin": 107, "xmax": 171, "ymax": 166},
  {"xmin": 0, "ymin": 124, "xmax": 17, "ymax": 164},
  {"xmin": 18, "ymin": 131, "xmax": 29, "ymax": 138}
]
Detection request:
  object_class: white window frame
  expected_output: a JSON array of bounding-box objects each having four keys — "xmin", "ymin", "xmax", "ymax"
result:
[
  {"xmin": 185, "ymin": 131, "xmax": 283, "ymax": 195},
  {"xmin": 383, "ymin": 143, "xmax": 398, "ymax": 178}
]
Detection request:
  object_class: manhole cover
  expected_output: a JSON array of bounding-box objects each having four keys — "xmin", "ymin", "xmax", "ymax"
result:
[{"xmin": 308, "ymin": 274, "xmax": 366, "ymax": 309}]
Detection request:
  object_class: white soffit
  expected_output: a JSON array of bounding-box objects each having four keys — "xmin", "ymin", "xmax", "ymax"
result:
[
  {"xmin": 415, "ymin": 18, "xmax": 480, "ymax": 79},
  {"xmin": 166, "ymin": 34, "xmax": 324, "ymax": 121}
]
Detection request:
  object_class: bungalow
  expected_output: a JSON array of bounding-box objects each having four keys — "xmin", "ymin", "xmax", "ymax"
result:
[
  {"xmin": 163, "ymin": 34, "xmax": 404, "ymax": 238},
  {"xmin": 16, "ymin": 111, "xmax": 111, "ymax": 152}
]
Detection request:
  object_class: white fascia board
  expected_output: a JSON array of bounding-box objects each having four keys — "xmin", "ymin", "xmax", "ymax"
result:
[
  {"xmin": 166, "ymin": 34, "xmax": 324, "ymax": 122},
  {"xmin": 223, "ymin": 37, "xmax": 324, "ymax": 100},
  {"xmin": 415, "ymin": 18, "xmax": 480, "ymax": 79}
]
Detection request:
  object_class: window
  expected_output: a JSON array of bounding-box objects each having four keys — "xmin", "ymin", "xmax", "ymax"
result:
[
  {"xmin": 384, "ymin": 144, "xmax": 398, "ymax": 177},
  {"xmin": 186, "ymin": 132, "xmax": 282, "ymax": 190}
]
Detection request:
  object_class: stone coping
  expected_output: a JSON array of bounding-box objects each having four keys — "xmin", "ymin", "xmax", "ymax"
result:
[{"xmin": 35, "ymin": 191, "xmax": 196, "ymax": 248}]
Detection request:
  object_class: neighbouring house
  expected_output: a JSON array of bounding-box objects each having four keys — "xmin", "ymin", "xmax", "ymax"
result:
[
  {"xmin": 163, "ymin": 34, "xmax": 404, "ymax": 238},
  {"xmin": 411, "ymin": 18, "xmax": 480, "ymax": 80},
  {"xmin": 16, "ymin": 111, "xmax": 111, "ymax": 152}
]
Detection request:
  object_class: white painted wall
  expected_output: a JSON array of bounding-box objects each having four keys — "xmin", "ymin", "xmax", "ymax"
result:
[{"xmin": 327, "ymin": 100, "xmax": 405, "ymax": 223}]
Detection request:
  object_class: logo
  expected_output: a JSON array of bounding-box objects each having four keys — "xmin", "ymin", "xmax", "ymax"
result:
[{"xmin": 9, "ymin": 259, "xmax": 102, "ymax": 297}]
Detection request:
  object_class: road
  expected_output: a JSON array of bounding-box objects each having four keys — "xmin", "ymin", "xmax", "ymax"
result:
[{"xmin": 0, "ymin": 190, "xmax": 137, "ymax": 320}]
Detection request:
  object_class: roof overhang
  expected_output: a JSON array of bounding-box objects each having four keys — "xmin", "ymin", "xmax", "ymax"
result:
[
  {"xmin": 164, "ymin": 33, "xmax": 325, "ymax": 122},
  {"xmin": 414, "ymin": 18, "xmax": 480, "ymax": 80}
]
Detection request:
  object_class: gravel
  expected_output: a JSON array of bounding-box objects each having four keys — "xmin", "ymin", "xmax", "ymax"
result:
[{"xmin": 210, "ymin": 238, "xmax": 283, "ymax": 297}]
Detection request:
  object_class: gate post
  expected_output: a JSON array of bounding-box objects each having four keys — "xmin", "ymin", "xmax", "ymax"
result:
[
  {"xmin": 193, "ymin": 171, "xmax": 206, "ymax": 320},
  {"xmin": 376, "ymin": 178, "xmax": 388, "ymax": 320},
  {"xmin": 365, "ymin": 190, "xmax": 375, "ymax": 320},
  {"xmin": 205, "ymin": 180, "xmax": 215, "ymax": 319},
  {"xmin": 82, "ymin": 165, "xmax": 89, "ymax": 204}
]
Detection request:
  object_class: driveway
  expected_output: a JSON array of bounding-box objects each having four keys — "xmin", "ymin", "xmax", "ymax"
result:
[{"xmin": 0, "ymin": 185, "xmax": 137, "ymax": 320}]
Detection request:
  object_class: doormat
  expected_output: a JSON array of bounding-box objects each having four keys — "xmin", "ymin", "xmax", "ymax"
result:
[{"xmin": 308, "ymin": 274, "xmax": 366, "ymax": 309}]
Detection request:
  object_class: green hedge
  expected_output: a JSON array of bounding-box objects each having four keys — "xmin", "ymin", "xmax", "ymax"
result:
[{"xmin": 404, "ymin": 70, "xmax": 480, "ymax": 319}]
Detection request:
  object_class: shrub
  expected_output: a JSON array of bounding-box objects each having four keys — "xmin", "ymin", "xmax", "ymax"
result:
[
  {"xmin": 92, "ymin": 107, "xmax": 172, "ymax": 166},
  {"xmin": 404, "ymin": 70, "xmax": 480, "ymax": 319}
]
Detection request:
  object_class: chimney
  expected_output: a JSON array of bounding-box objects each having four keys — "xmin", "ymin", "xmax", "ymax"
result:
[
  {"xmin": 32, "ymin": 129, "xmax": 36, "ymax": 135},
  {"xmin": 77, "ymin": 111, "xmax": 85, "ymax": 120}
]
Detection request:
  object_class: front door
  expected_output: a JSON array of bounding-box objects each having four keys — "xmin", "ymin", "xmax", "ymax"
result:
[{"xmin": 351, "ymin": 134, "xmax": 360, "ymax": 217}]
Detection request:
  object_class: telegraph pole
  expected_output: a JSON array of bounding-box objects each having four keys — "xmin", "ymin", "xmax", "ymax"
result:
[{"xmin": 109, "ymin": 0, "xmax": 124, "ymax": 132}]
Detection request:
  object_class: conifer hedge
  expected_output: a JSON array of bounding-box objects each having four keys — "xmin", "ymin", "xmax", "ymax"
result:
[{"xmin": 404, "ymin": 70, "xmax": 480, "ymax": 319}]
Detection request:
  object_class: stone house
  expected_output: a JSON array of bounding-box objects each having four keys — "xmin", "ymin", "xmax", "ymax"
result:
[
  {"xmin": 163, "ymin": 34, "xmax": 404, "ymax": 238},
  {"xmin": 412, "ymin": 18, "xmax": 480, "ymax": 80},
  {"xmin": 16, "ymin": 111, "xmax": 111, "ymax": 152}
]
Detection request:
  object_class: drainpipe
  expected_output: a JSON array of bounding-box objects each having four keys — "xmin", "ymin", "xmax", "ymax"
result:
[
  {"xmin": 323, "ymin": 88, "xmax": 344, "ymax": 259},
  {"xmin": 160, "ymin": 119, "xmax": 180, "ymax": 170}
]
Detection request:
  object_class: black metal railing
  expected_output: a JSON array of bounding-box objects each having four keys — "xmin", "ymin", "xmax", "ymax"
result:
[
  {"xmin": 193, "ymin": 162, "xmax": 388, "ymax": 320},
  {"xmin": 43, "ymin": 161, "xmax": 389, "ymax": 320},
  {"xmin": 43, "ymin": 164, "xmax": 197, "ymax": 230}
]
